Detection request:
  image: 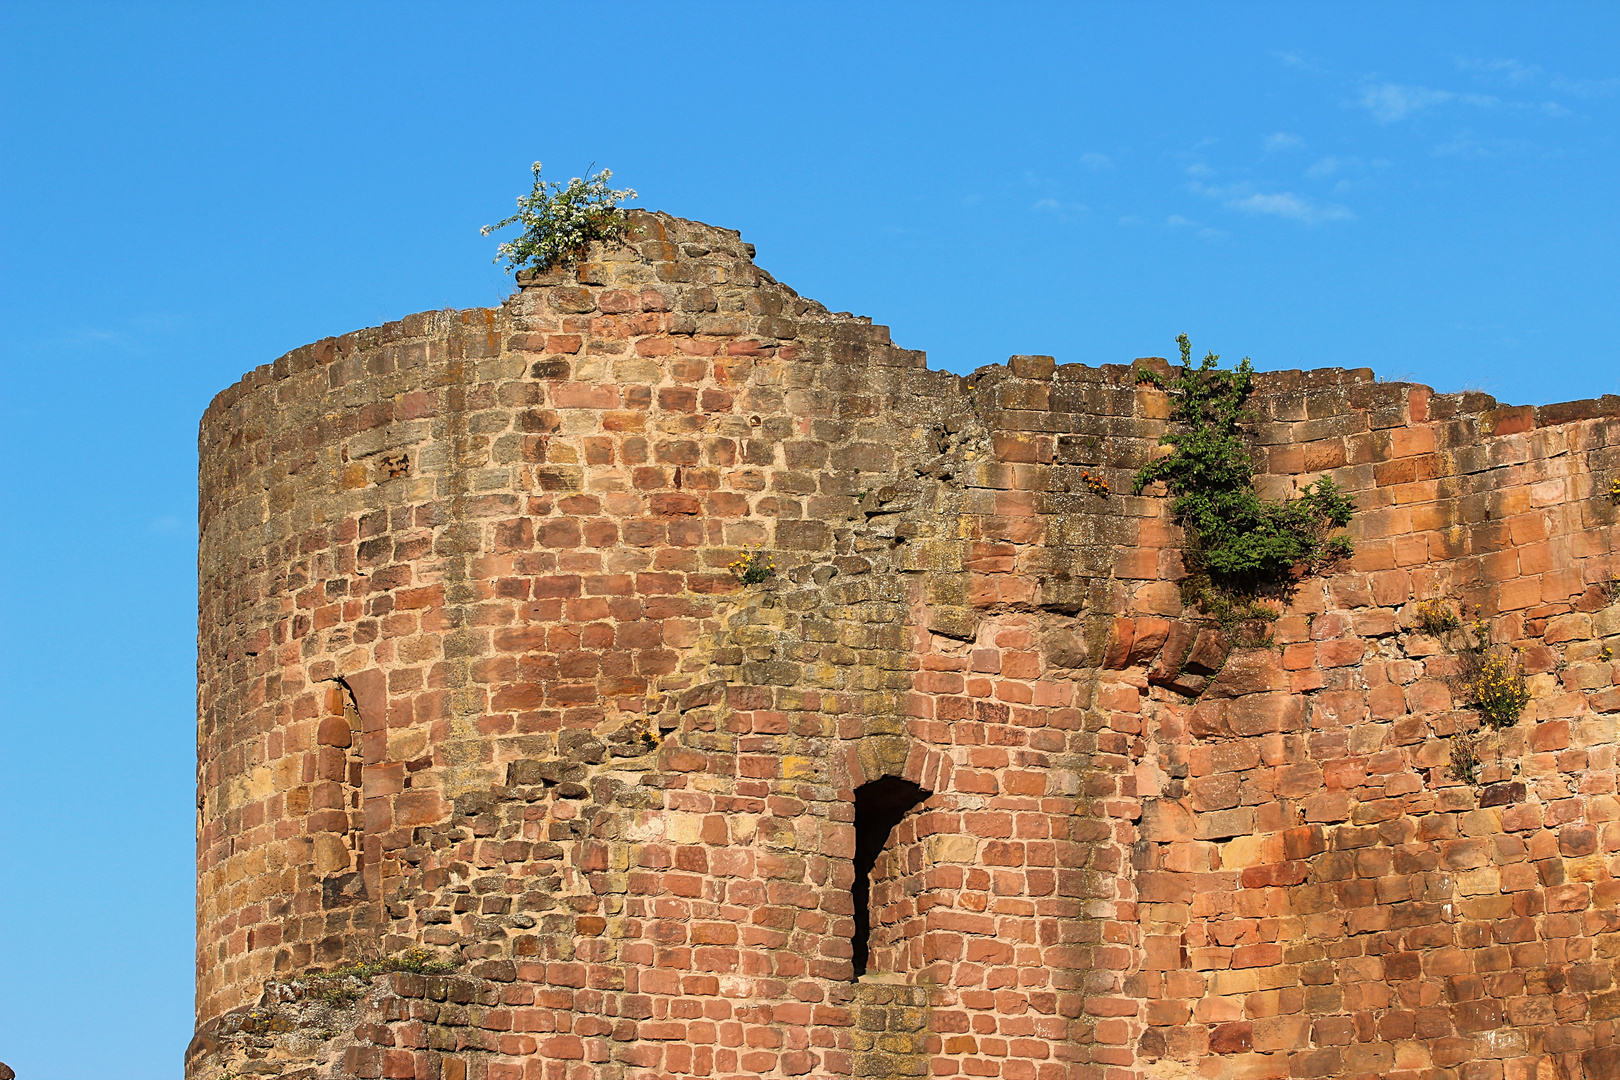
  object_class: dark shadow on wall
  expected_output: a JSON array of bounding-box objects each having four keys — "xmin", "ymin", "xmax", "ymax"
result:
[{"xmin": 852, "ymin": 777, "xmax": 930, "ymax": 979}]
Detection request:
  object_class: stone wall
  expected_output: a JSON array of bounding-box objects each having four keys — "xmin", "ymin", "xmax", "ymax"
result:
[{"xmin": 192, "ymin": 211, "xmax": 1620, "ymax": 1080}]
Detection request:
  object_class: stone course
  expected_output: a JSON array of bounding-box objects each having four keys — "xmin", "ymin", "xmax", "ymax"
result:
[{"xmin": 192, "ymin": 211, "xmax": 1620, "ymax": 1080}]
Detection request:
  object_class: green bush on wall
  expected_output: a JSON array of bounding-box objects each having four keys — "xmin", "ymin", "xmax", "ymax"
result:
[
  {"xmin": 483, "ymin": 162, "xmax": 638, "ymax": 274},
  {"xmin": 1134, "ymin": 335, "xmax": 1355, "ymax": 606}
]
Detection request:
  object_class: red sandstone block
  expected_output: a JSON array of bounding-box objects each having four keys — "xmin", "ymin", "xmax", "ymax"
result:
[
  {"xmin": 551, "ymin": 383, "xmax": 617, "ymax": 409},
  {"xmin": 1490, "ymin": 577, "xmax": 1536, "ymax": 611},
  {"xmin": 1291, "ymin": 669, "xmax": 1326, "ymax": 693},
  {"xmin": 994, "ymin": 489, "xmax": 1039, "ymax": 516},
  {"xmin": 1370, "ymin": 570, "xmax": 1412, "ymax": 606},
  {"xmin": 1097, "ymin": 685, "xmax": 1140, "ymax": 712},
  {"xmin": 1226, "ymin": 693, "xmax": 1304, "ymax": 736},
  {"xmin": 1317, "ymin": 638, "xmax": 1366, "ymax": 667},
  {"xmin": 1210, "ymin": 1021, "xmax": 1254, "ymax": 1054},
  {"xmin": 1002, "ymin": 651, "xmax": 1042, "ymax": 679},
  {"xmin": 1542, "ymin": 568, "xmax": 1584, "ymax": 602},
  {"xmin": 1367, "ymin": 683, "xmax": 1407, "ymax": 720},
  {"xmin": 1406, "ymin": 680, "xmax": 1453, "ymax": 714},
  {"xmin": 1531, "ymin": 719, "xmax": 1572, "ymax": 751},
  {"xmin": 1303, "ymin": 439, "xmax": 1347, "ymax": 472},
  {"xmin": 1102, "ymin": 620, "xmax": 1134, "ymax": 669},
  {"xmin": 1270, "ymin": 445, "xmax": 1306, "ymax": 474},
  {"xmin": 382, "ymin": 1050, "xmax": 417, "ymax": 1078},
  {"xmin": 1305, "ymin": 792, "xmax": 1350, "ymax": 823},
  {"xmin": 1390, "ymin": 427, "xmax": 1436, "ymax": 457},
  {"xmin": 1123, "ymin": 617, "xmax": 1169, "ymax": 665},
  {"xmin": 1327, "ymin": 576, "xmax": 1374, "ymax": 609},
  {"xmin": 994, "ymin": 432, "xmax": 1046, "ymax": 464},
  {"xmin": 1140, "ymin": 800, "xmax": 1194, "ymax": 842},
  {"xmin": 1231, "ymin": 945, "xmax": 1283, "ymax": 971},
  {"xmin": 1115, "ymin": 548, "xmax": 1159, "ymax": 579}
]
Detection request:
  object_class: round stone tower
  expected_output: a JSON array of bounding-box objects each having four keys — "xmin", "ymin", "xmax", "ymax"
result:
[{"xmin": 191, "ymin": 212, "xmax": 1122, "ymax": 1080}]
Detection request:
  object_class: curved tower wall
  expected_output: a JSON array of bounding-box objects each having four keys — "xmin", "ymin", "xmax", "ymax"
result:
[{"xmin": 195, "ymin": 211, "xmax": 1620, "ymax": 1080}]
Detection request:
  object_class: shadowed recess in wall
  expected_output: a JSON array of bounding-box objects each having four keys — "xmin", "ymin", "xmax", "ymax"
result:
[{"xmin": 851, "ymin": 777, "xmax": 930, "ymax": 979}]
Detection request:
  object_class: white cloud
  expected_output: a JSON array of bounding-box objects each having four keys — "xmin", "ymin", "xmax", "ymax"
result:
[
  {"xmin": 1550, "ymin": 75, "xmax": 1620, "ymax": 97},
  {"xmin": 1305, "ymin": 156, "xmax": 1388, "ymax": 184},
  {"xmin": 1455, "ymin": 57, "xmax": 1541, "ymax": 85},
  {"xmin": 1229, "ymin": 191, "xmax": 1353, "ymax": 223},
  {"xmin": 1166, "ymin": 214, "xmax": 1225, "ymax": 239},
  {"xmin": 1273, "ymin": 51, "xmax": 1323, "ymax": 75},
  {"xmin": 1032, "ymin": 198, "xmax": 1089, "ymax": 222},
  {"xmin": 1358, "ymin": 81, "xmax": 1502, "ymax": 122},
  {"xmin": 1079, "ymin": 152, "xmax": 1114, "ymax": 171},
  {"xmin": 46, "ymin": 327, "xmax": 138, "ymax": 351},
  {"xmin": 1190, "ymin": 180, "xmax": 1353, "ymax": 225},
  {"xmin": 1306, "ymin": 156, "xmax": 1342, "ymax": 179},
  {"xmin": 1263, "ymin": 132, "xmax": 1305, "ymax": 153},
  {"xmin": 1360, "ymin": 77, "xmax": 1578, "ymax": 124},
  {"xmin": 1432, "ymin": 130, "xmax": 1532, "ymax": 159}
]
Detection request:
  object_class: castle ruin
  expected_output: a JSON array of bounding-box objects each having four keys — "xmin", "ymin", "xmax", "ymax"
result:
[{"xmin": 190, "ymin": 212, "xmax": 1620, "ymax": 1080}]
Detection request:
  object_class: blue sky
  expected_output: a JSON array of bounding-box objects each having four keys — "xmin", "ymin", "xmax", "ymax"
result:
[{"xmin": 1, "ymin": 2, "xmax": 1616, "ymax": 1075}]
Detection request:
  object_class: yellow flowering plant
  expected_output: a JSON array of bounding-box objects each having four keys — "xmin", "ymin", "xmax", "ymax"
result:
[
  {"xmin": 1413, "ymin": 598, "xmax": 1460, "ymax": 635},
  {"xmin": 729, "ymin": 546, "xmax": 776, "ymax": 585},
  {"xmin": 1464, "ymin": 651, "xmax": 1531, "ymax": 728}
]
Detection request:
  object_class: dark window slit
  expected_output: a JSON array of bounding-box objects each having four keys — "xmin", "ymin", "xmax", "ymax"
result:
[{"xmin": 851, "ymin": 776, "xmax": 930, "ymax": 979}]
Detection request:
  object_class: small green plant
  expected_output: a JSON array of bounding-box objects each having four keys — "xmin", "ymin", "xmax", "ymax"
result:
[
  {"xmin": 1609, "ymin": 477, "xmax": 1620, "ymax": 504},
  {"xmin": 1134, "ymin": 335, "xmax": 1354, "ymax": 613},
  {"xmin": 303, "ymin": 973, "xmax": 366, "ymax": 1007},
  {"xmin": 1449, "ymin": 732, "xmax": 1483, "ymax": 785},
  {"xmin": 380, "ymin": 945, "xmax": 456, "ymax": 974},
  {"xmin": 629, "ymin": 715, "xmax": 661, "ymax": 750},
  {"xmin": 728, "ymin": 546, "xmax": 776, "ymax": 585},
  {"xmin": 1197, "ymin": 591, "xmax": 1281, "ymax": 647},
  {"xmin": 482, "ymin": 162, "xmax": 637, "ymax": 273},
  {"xmin": 302, "ymin": 947, "xmax": 457, "ymax": 1005},
  {"xmin": 1081, "ymin": 471, "xmax": 1110, "ymax": 496},
  {"xmin": 1413, "ymin": 598, "xmax": 1460, "ymax": 635}
]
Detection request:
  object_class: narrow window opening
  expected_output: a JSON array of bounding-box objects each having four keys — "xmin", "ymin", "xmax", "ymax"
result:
[
  {"xmin": 852, "ymin": 777, "xmax": 930, "ymax": 979},
  {"xmin": 339, "ymin": 688, "xmax": 364, "ymax": 874},
  {"xmin": 318, "ymin": 680, "xmax": 367, "ymax": 907}
]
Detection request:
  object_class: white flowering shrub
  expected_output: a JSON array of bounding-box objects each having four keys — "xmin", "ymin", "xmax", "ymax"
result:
[{"xmin": 482, "ymin": 162, "xmax": 638, "ymax": 273}]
